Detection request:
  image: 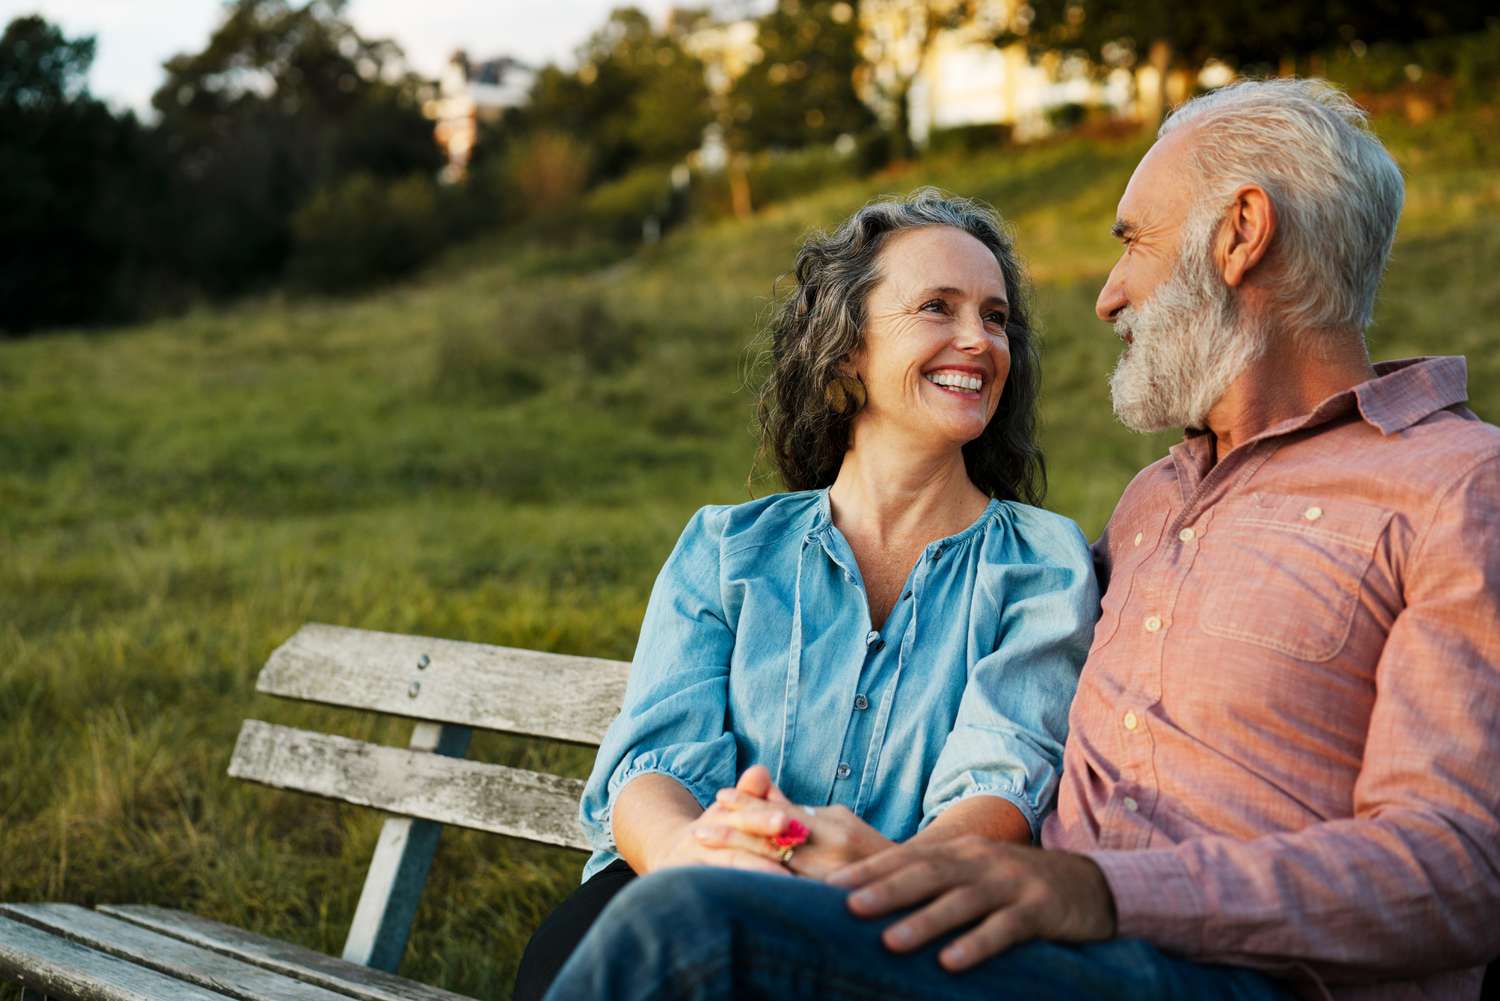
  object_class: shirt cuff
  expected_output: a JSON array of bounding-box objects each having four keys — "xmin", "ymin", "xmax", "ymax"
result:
[
  {"xmin": 924, "ymin": 787, "xmax": 1043, "ymax": 842},
  {"xmin": 1085, "ymin": 848, "xmax": 1206, "ymax": 955}
]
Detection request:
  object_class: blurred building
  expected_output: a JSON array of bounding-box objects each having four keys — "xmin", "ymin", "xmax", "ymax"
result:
[{"xmin": 425, "ymin": 52, "xmax": 535, "ymax": 183}]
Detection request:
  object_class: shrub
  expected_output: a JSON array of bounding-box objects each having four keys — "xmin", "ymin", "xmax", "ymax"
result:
[
  {"xmin": 431, "ymin": 291, "xmax": 642, "ymax": 405},
  {"xmin": 289, "ymin": 173, "xmax": 443, "ymax": 292},
  {"xmin": 690, "ymin": 142, "xmax": 865, "ymax": 219},
  {"xmin": 498, "ymin": 132, "xmax": 591, "ymax": 224},
  {"xmin": 925, "ymin": 123, "xmax": 1016, "ymax": 156},
  {"xmin": 576, "ymin": 165, "xmax": 679, "ymax": 243}
]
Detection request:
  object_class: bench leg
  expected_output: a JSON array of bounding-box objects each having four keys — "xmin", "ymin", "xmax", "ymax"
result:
[
  {"xmin": 22, "ymin": 989, "xmax": 49, "ymax": 1001},
  {"xmin": 341, "ymin": 722, "xmax": 472, "ymax": 972}
]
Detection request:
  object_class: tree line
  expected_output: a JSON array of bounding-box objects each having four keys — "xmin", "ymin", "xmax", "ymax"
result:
[{"xmin": 1, "ymin": 0, "xmax": 1493, "ymax": 336}]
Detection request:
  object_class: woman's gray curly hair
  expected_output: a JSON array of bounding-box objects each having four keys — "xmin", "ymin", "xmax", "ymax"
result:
[{"xmin": 755, "ymin": 187, "xmax": 1045, "ymax": 505}]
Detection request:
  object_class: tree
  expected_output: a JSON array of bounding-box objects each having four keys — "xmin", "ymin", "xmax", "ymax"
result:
[
  {"xmin": 0, "ymin": 16, "xmax": 167, "ymax": 334},
  {"xmin": 856, "ymin": 0, "xmax": 979, "ymax": 159},
  {"xmin": 727, "ymin": 0, "xmax": 874, "ymax": 152},
  {"xmin": 509, "ymin": 7, "xmax": 712, "ymax": 183},
  {"xmin": 998, "ymin": 0, "xmax": 1497, "ymax": 126},
  {"xmin": 151, "ymin": 0, "xmax": 442, "ymax": 294}
]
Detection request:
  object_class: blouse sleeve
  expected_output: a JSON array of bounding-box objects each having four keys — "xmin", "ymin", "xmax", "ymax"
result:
[
  {"xmin": 920, "ymin": 515, "xmax": 1099, "ymax": 840},
  {"xmin": 578, "ymin": 506, "xmax": 740, "ymax": 855}
]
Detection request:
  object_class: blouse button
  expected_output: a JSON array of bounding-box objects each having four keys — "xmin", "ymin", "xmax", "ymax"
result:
[
  {"xmin": 853, "ymin": 694, "xmax": 869, "ymax": 711},
  {"xmin": 1133, "ymin": 531, "xmax": 1143, "ymax": 547},
  {"xmin": 1303, "ymin": 506, "xmax": 1323, "ymax": 521},
  {"xmin": 836, "ymin": 763, "xmax": 852, "ymax": 780},
  {"xmin": 1123, "ymin": 796, "xmax": 1140, "ymax": 813},
  {"xmin": 866, "ymin": 630, "xmax": 881, "ymax": 646}
]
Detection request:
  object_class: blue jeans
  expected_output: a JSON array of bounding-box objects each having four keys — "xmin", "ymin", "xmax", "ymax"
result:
[{"xmin": 542, "ymin": 867, "xmax": 1294, "ymax": 1001}]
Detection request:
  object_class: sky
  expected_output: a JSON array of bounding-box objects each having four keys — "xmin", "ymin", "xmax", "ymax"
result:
[{"xmin": 2, "ymin": 1, "xmax": 683, "ymax": 116}]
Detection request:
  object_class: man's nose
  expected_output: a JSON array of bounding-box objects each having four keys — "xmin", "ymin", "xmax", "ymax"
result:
[{"xmin": 1096, "ymin": 268, "xmax": 1127, "ymax": 322}]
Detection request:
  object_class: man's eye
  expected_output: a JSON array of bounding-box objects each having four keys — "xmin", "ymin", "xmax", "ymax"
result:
[
  {"xmin": 985, "ymin": 311, "xmax": 1008, "ymax": 326},
  {"xmin": 920, "ymin": 299, "xmax": 948, "ymax": 313}
]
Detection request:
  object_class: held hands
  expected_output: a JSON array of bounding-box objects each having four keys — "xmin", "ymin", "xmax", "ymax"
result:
[
  {"xmin": 644, "ymin": 799, "xmax": 786, "ymax": 876},
  {"xmin": 691, "ymin": 765, "xmax": 895, "ymax": 879},
  {"xmin": 826, "ymin": 836, "xmax": 1118, "ymax": 972}
]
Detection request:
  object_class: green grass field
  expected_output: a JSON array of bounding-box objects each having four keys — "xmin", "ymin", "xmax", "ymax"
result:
[{"xmin": 2, "ymin": 107, "xmax": 1497, "ymax": 999}]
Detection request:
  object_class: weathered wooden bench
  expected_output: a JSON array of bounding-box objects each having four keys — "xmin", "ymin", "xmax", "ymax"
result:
[
  {"xmin": 3, "ymin": 623, "xmax": 1497, "ymax": 1001},
  {"xmin": 0, "ymin": 622, "xmax": 629, "ymax": 1001}
]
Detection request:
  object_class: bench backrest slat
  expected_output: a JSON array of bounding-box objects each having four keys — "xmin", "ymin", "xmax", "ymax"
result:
[
  {"xmin": 228, "ymin": 720, "xmax": 591, "ymax": 851},
  {"xmin": 258, "ymin": 623, "xmax": 630, "ymax": 746}
]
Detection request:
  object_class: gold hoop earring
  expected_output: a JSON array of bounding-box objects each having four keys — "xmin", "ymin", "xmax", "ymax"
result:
[{"xmin": 824, "ymin": 374, "xmax": 867, "ymax": 415}]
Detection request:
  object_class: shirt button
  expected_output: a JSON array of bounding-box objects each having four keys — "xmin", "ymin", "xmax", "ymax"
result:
[
  {"xmin": 1133, "ymin": 531, "xmax": 1143, "ymax": 547},
  {"xmin": 1123, "ymin": 796, "xmax": 1140, "ymax": 813},
  {"xmin": 1123, "ymin": 711, "xmax": 1139, "ymax": 731},
  {"xmin": 901, "ymin": 590, "xmax": 911, "ymax": 601},
  {"xmin": 853, "ymin": 694, "xmax": 869, "ymax": 711},
  {"xmin": 1178, "ymin": 527, "xmax": 1195, "ymax": 542},
  {"xmin": 1143, "ymin": 615, "xmax": 1163, "ymax": 633},
  {"xmin": 836, "ymin": 763, "xmax": 852, "ymax": 780},
  {"xmin": 1304, "ymin": 506, "xmax": 1323, "ymax": 521},
  {"xmin": 866, "ymin": 630, "xmax": 880, "ymax": 646}
]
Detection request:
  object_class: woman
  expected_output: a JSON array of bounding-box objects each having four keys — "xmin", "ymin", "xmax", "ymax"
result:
[{"xmin": 513, "ymin": 188, "xmax": 1098, "ymax": 1000}]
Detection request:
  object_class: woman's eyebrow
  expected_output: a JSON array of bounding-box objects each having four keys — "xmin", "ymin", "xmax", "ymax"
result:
[{"xmin": 915, "ymin": 286, "xmax": 1008, "ymax": 305}]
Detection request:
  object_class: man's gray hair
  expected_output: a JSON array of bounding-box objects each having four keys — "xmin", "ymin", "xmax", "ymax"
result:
[{"xmin": 1159, "ymin": 77, "xmax": 1404, "ymax": 334}]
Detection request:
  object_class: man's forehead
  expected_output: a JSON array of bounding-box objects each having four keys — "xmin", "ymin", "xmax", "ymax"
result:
[{"xmin": 1115, "ymin": 127, "xmax": 1198, "ymax": 227}]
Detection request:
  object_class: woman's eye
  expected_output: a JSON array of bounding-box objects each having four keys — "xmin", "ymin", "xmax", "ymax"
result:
[
  {"xmin": 985, "ymin": 312, "xmax": 1008, "ymax": 326},
  {"xmin": 920, "ymin": 299, "xmax": 948, "ymax": 314}
]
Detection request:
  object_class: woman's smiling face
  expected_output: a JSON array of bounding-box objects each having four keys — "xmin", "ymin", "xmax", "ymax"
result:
[{"xmin": 849, "ymin": 225, "xmax": 1011, "ymax": 451}]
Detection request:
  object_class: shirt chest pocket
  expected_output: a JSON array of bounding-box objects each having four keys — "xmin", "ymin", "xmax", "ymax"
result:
[{"xmin": 1199, "ymin": 494, "xmax": 1391, "ymax": 662}]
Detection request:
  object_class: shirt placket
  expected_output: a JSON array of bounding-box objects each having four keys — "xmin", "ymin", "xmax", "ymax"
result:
[
  {"xmin": 1109, "ymin": 443, "xmax": 1278, "ymax": 847},
  {"xmin": 813, "ymin": 531, "xmax": 883, "ymax": 812}
]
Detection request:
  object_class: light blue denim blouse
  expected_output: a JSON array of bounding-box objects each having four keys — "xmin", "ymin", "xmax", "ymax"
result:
[{"xmin": 578, "ymin": 488, "xmax": 1099, "ymax": 880}]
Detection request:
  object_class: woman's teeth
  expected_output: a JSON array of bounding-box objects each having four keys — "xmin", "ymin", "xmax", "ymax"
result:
[{"xmin": 925, "ymin": 371, "xmax": 982, "ymax": 392}]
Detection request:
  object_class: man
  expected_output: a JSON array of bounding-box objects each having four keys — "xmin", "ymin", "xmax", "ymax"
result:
[{"xmin": 543, "ymin": 78, "xmax": 1500, "ymax": 1001}]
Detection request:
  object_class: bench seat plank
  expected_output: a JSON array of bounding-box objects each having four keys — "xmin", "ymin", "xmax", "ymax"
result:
[
  {"xmin": 0, "ymin": 904, "xmax": 355, "ymax": 1001},
  {"xmin": 95, "ymin": 906, "xmax": 472, "ymax": 1001},
  {"xmin": 228, "ymin": 720, "xmax": 591, "ymax": 851},
  {"xmin": 0, "ymin": 913, "xmax": 235, "ymax": 1001},
  {"xmin": 258, "ymin": 624, "xmax": 629, "ymax": 745}
]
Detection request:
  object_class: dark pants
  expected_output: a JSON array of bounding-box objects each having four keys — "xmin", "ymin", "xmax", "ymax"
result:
[{"xmin": 513, "ymin": 860, "xmax": 636, "ymax": 1001}]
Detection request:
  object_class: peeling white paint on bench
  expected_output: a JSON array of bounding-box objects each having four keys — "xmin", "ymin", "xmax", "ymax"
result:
[
  {"xmin": 258, "ymin": 623, "xmax": 630, "ymax": 745},
  {"xmin": 0, "ymin": 904, "xmax": 353, "ymax": 1001},
  {"xmin": 97, "ymin": 906, "xmax": 471, "ymax": 1001},
  {"xmin": 0, "ymin": 914, "xmax": 236, "ymax": 1001},
  {"xmin": 228, "ymin": 720, "xmax": 591, "ymax": 851}
]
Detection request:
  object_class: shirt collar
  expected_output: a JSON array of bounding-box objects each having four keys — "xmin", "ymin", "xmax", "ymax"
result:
[{"xmin": 1177, "ymin": 356, "xmax": 1469, "ymax": 453}]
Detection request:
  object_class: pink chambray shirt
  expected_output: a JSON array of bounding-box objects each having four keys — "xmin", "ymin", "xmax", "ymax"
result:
[{"xmin": 1041, "ymin": 357, "xmax": 1500, "ymax": 1001}]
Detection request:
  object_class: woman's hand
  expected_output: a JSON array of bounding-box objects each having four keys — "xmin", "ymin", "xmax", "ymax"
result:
[
  {"xmin": 613, "ymin": 772, "xmax": 785, "ymax": 876},
  {"xmin": 694, "ymin": 777, "xmax": 895, "ymax": 880},
  {"xmin": 645, "ymin": 800, "xmax": 788, "ymax": 875}
]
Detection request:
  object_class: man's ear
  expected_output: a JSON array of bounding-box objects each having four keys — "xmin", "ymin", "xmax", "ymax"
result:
[{"xmin": 1220, "ymin": 184, "xmax": 1276, "ymax": 287}]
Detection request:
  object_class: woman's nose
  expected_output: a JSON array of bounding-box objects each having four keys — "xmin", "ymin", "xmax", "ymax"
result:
[{"xmin": 955, "ymin": 312, "xmax": 989, "ymax": 351}]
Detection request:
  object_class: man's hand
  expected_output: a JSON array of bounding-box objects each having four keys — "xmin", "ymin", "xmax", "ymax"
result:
[{"xmin": 826, "ymin": 836, "xmax": 1117, "ymax": 971}]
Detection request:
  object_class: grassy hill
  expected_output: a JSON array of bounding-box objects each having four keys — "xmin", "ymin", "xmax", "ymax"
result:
[{"xmin": 2, "ymin": 108, "xmax": 1497, "ymax": 999}]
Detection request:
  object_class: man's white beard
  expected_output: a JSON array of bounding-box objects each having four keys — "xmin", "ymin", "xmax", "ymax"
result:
[{"xmin": 1108, "ymin": 212, "xmax": 1270, "ymax": 433}]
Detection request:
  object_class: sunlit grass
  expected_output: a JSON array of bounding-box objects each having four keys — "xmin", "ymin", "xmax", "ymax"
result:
[{"xmin": 2, "ymin": 110, "xmax": 1496, "ymax": 999}]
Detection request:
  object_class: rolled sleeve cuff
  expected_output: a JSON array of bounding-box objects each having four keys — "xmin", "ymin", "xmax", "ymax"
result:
[
  {"xmin": 923, "ymin": 786, "xmax": 1043, "ymax": 843},
  {"xmin": 1086, "ymin": 848, "xmax": 1206, "ymax": 955},
  {"xmin": 613, "ymin": 763, "xmax": 725, "ymax": 814}
]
